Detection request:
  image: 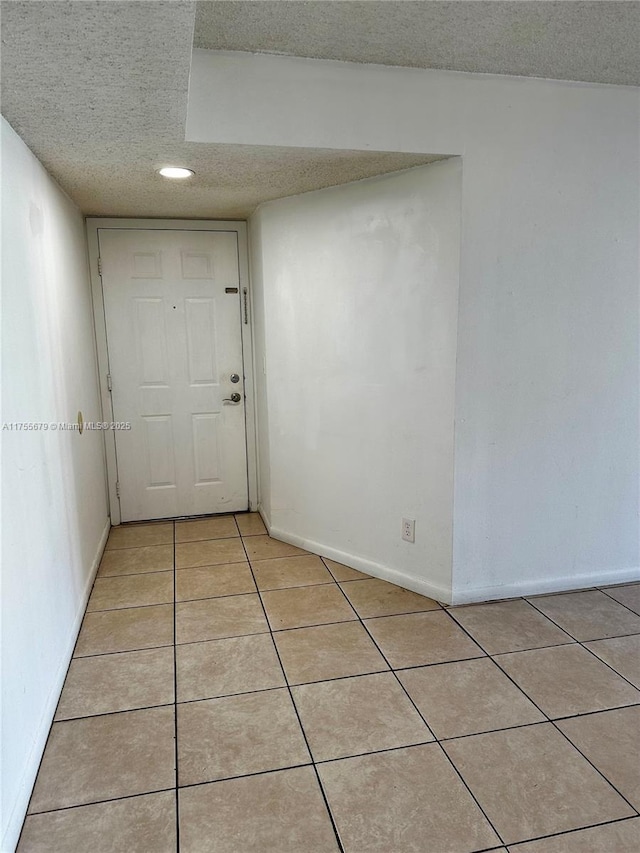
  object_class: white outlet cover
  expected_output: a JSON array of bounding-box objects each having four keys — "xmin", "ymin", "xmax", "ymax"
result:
[{"xmin": 402, "ymin": 518, "xmax": 415, "ymax": 543}]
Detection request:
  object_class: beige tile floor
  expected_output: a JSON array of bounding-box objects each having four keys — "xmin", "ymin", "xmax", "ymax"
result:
[{"xmin": 18, "ymin": 514, "xmax": 640, "ymax": 852}]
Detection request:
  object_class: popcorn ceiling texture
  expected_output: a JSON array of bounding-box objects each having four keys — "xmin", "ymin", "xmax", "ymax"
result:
[
  {"xmin": 0, "ymin": 0, "xmax": 439, "ymax": 218},
  {"xmin": 1, "ymin": 1, "xmax": 638, "ymax": 220},
  {"xmin": 14, "ymin": 137, "xmax": 444, "ymax": 220},
  {"xmin": 195, "ymin": 1, "xmax": 640, "ymax": 87},
  {"xmin": 1, "ymin": 1, "xmax": 195, "ymax": 144}
]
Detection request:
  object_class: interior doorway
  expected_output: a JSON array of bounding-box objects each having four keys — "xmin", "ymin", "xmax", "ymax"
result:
[{"xmin": 87, "ymin": 219, "xmax": 257, "ymax": 524}]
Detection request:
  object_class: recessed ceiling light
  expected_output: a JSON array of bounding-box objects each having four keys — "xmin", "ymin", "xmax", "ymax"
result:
[{"xmin": 158, "ymin": 166, "xmax": 194, "ymax": 179}]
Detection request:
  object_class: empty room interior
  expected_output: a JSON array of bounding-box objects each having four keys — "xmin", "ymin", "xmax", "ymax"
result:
[{"xmin": 1, "ymin": 2, "xmax": 640, "ymax": 852}]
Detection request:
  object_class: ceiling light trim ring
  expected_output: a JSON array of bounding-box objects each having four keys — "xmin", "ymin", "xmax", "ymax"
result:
[{"xmin": 158, "ymin": 166, "xmax": 195, "ymax": 179}]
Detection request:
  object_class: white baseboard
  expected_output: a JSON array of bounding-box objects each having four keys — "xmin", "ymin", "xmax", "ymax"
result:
[
  {"xmin": 2, "ymin": 519, "xmax": 110, "ymax": 853},
  {"xmin": 451, "ymin": 565, "xmax": 640, "ymax": 605},
  {"xmin": 257, "ymin": 504, "xmax": 271, "ymax": 532},
  {"xmin": 263, "ymin": 519, "xmax": 453, "ymax": 604},
  {"xmin": 257, "ymin": 511, "xmax": 639, "ymax": 608}
]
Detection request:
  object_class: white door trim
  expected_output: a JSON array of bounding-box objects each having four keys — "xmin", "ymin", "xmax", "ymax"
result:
[{"xmin": 86, "ymin": 218, "xmax": 258, "ymax": 525}]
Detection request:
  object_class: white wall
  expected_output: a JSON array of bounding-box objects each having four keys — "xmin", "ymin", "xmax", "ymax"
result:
[
  {"xmin": 192, "ymin": 51, "xmax": 640, "ymax": 601},
  {"xmin": 248, "ymin": 216, "xmax": 273, "ymax": 524},
  {"xmin": 1, "ymin": 117, "xmax": 109, "ymax": 852},
  {"xmin": 250, "ymin": 161, "xmax": 461, "ymax": 600}
]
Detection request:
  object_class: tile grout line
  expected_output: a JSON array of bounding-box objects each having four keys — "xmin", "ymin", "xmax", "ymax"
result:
[
  {"xmin": 490, "ymin": 640, "xmax": 578, "ymax": 656},
  {"xmin": 176, "ymin": 761, "xmax": 315, "ymax": 793},
  {"xmin": 171, "ymin": 520, "xmax": 180, "ymax": 853},
  {"xmin": 15, "ymin": 523, "xmax": 166, "ymax": 839},
  {"xmin": 15, "ymin": 522, "xmax": 328, "ymax": 845},
  {"xmin": 523, "ymin": 596, "xmax": 640, "ymax": 693},
  {"xmin": 264, "ymin": 553, "xmax": 640, "ymax": 829},
  {"xmin": 576, "ymin": 643, "xmax": 640, "ymax": 693},
  {"xmin": 327, "ymin": 576, "xmax": 640, "ymax": 838},
  {"xmin": 281, "ymin": 553, "xmax": 640, "ymax": 839},
  {"xmin": 26, "ymin": 772, "xmax": 635, "ymax": 851},
  {"xmin": 447, "ymin": 595, "xmax": 574, "ymax": 644},
  {"xmin": 588, "ymin": 586, "xmax": 640, "ymax": 619},
  {"xmin": 441, "ymin": 607, "xmax": 640, "ymax": 820},
  {"xmin": 243, "ymin": 533, "xmax": 348, "ymax": 853},
  {"xmin": 327, "ymin": 579, "xmax": 508, "ymax": 848},
  {"xmin": 24, "ymin": 786, "xmax": 179, "ymax": 818},
  {"xmin": 100, "ymin": 558, "xmax": 247, "ymax": 580},
  {"xmin": 19, "ymin": 523, "xmax": 640, "ymax": 847},
  {"xmin": 82, "ymin": 577, "xmax": 640, "ymax": 648},
  {"xmin": 498, "ymin": 814, "xmax": 640, "ymax": 850},
  {"xmin": 50, "ymin": 675, "xmax": 640, "ymax": 727},
  {"xmin": 239, "ymin": 531, "xmax": 347, "ymax": 853},
  {"xmin": 72, "ymin": 641, "xmax": 179, "ymax": 659},
  {"xmin": 13, "ymin": 521, "xmax": 119, "ymax": 848},
  {"xmin": 451, "ymin": 593, "xmax": 640, "ymax": 703}
]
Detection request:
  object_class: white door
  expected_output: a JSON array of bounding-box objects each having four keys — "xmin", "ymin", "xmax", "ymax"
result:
[{"xmin": 99, "ymin": 229, "xmax": 248, "ymax": 522}]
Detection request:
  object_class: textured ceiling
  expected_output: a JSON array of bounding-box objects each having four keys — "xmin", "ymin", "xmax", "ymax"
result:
[
  {"xmin": 18, "ymin": 136, "xmax": 445, "ymax": 220},
  {"xmin": 195, "ymin": 1, "xmax": 640, "ymax": 87},
  {"xmin": 1, "ymin": 1, "xmax": 637, "ymax": 221},
  {"xmin": 2, "ymin": 1, "xmax": 195, "ymax": 146},
  {"xmin": 0, "ymin": 0, "xmax": 440, "ymax": 217}
]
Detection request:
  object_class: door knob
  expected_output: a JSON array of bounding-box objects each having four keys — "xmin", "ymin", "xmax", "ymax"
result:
[
  {"xmin": 230, "ymin": 373, "xmax": 240, "ymax": 383},
  {"xmin": 223, "ymin": 392, "xmax": 242, "ymax": 404}
]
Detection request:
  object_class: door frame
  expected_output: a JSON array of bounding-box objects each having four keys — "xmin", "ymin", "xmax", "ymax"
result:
[{"xmin": 86, "ymin": 217, "xmax": 258, "ymax": 526}]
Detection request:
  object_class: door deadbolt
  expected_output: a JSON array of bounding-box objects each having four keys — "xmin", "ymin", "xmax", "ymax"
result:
[
  {"xmin": 230, "ymin": 373, "xmax": 240, "ymax": 383},
  {"xmin": 223, "ymin": 392, "xmax": 242, "ymax": 404}
]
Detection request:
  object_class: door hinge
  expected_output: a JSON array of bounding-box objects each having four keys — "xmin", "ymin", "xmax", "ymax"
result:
[
  {"xmin": 243, "ymin": 287, "xmax": 249, "ymax": 325},
  {"xmin": 115, "ymin": 481, "xmax": 120, "ymax": 499},
  {"xmin": 106, "ymin": 373, "xmax": 112, "ymax": 392},
  {"xmin": 97, "ymin": 257, "xmax": 103, "ymax": 275}
]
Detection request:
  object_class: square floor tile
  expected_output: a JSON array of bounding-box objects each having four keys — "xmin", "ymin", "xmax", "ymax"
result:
[
  {"xmin": 527, "ymin": 590, "xmax": 640, "ymax": 641},
  {"xmin": 105, "ymin": 523, "xmax": 173, "ymax": 551},
  {"xmin": 243, "ymin": 535, "xmax": 309, "ymax": 561},
  {"xmin": 98, "ymin": 545, "xmax": 174, "ymax": 577},
  {"xmin": 28, "ymin": 707, "xmax": 175, "ymax": 813},
  {"xmin": 292, "ymin": 672, "xmax": 432, "ymax": 761},
  {"xmin": 175, "ymin": 515, "xmax": 239, "ymax": 542},
  {"xmin": 449, "ymin": 599, "xmax": 572, "ymax": 654},
  {"xmin": 340, "ymin": 578, "xmax": 441, "ymax": 618},
  {"xmin": 496, "ymin": 644, "xmax": 640, "ymax": 718},
  {"xmin": 234, "ymin": 512, "xmax": 268, "ymax": 537},
  {"xmin": 252, "ymin": 555, "xmax": 333, "ymax": 590},
  {"xmin": 177, "ymin": 689, "xmax": 310, "ymax": 785},
  {"xmin": 584, "ymin": 634, "xmax": 640, "ymax": 688},
  {"xmin": 176, "ymin": 594, "xmax": 268, "ymax": 644},
  {"xmin": 274, "ymin": 622, "xmax": 389, "ymax": 684},
  {"xmin": 318, "ymin": 743, "xmax": 500, "ymax": 853},
  {"xmin": 176, "ymin": 634, "xmax": 285, "ymax": 702},
  {"xmin": 443, "ymin": 723, "xmax": 634, "ymax": 845},
  {"xmin": 175, "ymin": 562, "xmax": 255, "ymax": 601},
  {"xmin": 322, "ymin": 558, "xmax": 369, "ymax": 582},
  {"xmin": 175, "ymin": 537, "xmax": 246, "ymax": 569},
  {"xmin": 55, "ymin": 647, "xmax": 174, "ymax": 720},
  {"xmin": 87, "ymin": 571, "xmax": 173, "ymax": 611},
  {"xmin": 601, "ymin": 583, "xmax": 640, "ymax": 616},
  {"xmin": 261, "ymin": 584, "xmax": 356, "ymax": 630},
  {"xmin": 18, "ymin": 791, "xmax": 177, "ymax": 853},
  {"xmin": 178, "ymin": 767, "xmax": 338, "ymax": 853},
  {"xmin": 398, "ymin": 658, "xmax": 544, "ymax": 739},
  {"xmin": 558, "ymin": 706, "xmax": 640, "ymax": 809},
  {"xmin": 74, "ymin": 604, "xmax": 174, "ymax": 657},
  {"xmin": 506, "ymin": 818, "xmax": 640, "ymax": 852},
  {"xmin": 364, "ymin": 611, "xmax": 484, "ymax": 669}
]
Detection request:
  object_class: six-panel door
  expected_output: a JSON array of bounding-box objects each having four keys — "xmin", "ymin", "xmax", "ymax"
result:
[{"xmin": 99, "ymin": 229, "xmax": 248, "ymax": 521}]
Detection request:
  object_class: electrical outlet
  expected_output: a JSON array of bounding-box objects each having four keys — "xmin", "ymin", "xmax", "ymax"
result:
[{"xmin": 402, "ymin": 518, "xmax": 415, "ymax": 543}]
